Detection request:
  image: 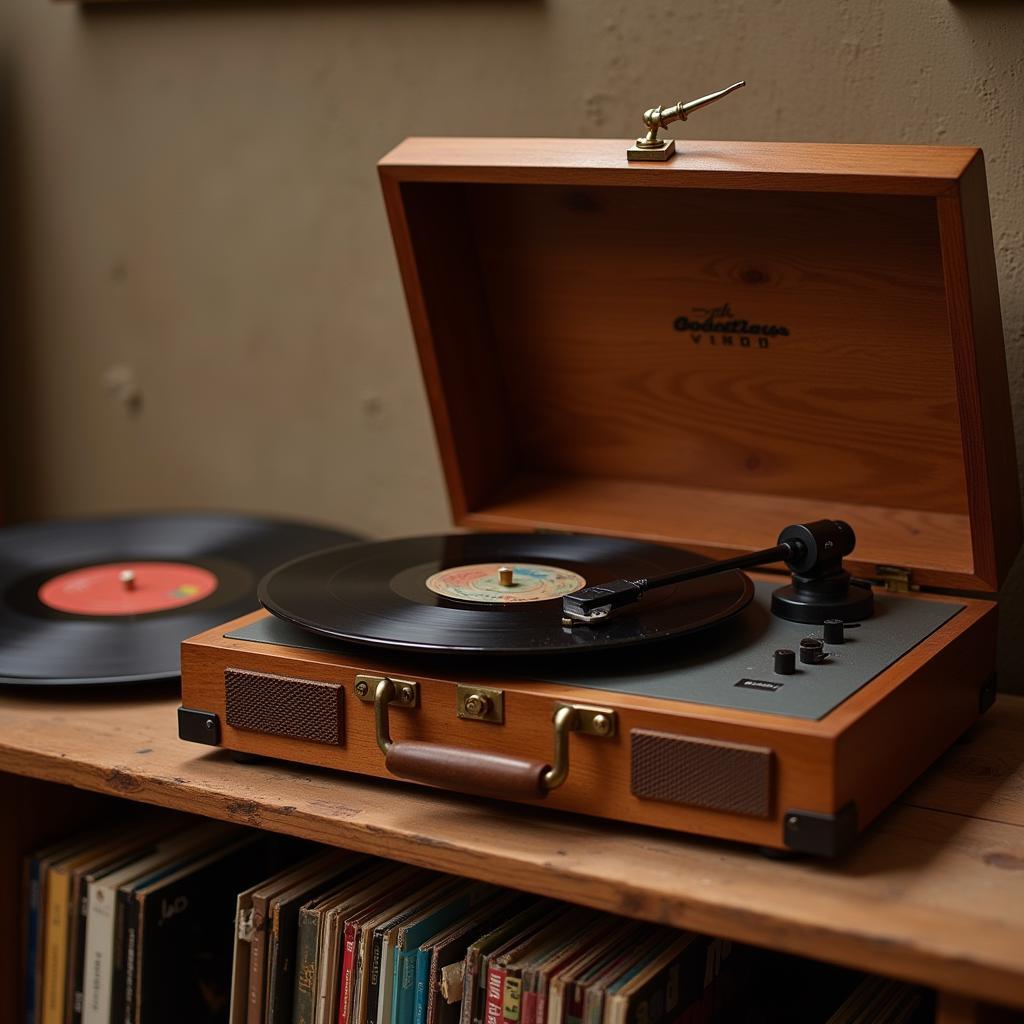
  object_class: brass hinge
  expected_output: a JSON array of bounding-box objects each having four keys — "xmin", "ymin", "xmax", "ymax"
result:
[{"xmin": 876, "ymin": 565, "xmax": 914, "ymax": 593}]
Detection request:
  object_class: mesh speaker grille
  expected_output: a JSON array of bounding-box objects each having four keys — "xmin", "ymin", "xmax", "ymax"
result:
[
  {"xmin": 225, "ymin": 668, "xmax": 344, "ymax": 745},
  {"xmin": 631, "ymin": 729, "xmax": 772, "ymax": 818}
]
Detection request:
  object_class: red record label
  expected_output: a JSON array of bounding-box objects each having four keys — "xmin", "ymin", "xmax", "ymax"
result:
[{"xmin": 37, "ymin": 562, "xmax": 218, "ymax": 616}]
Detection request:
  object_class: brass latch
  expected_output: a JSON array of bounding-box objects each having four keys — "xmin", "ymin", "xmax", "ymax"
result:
[
  {"xmin": 456, "ymin": 685, "xmax": 505, "ymax": 724},
  {"xmin": 627, "ymin": 81, "xmax": 746, "ymax": 162},
  {"xmin": 876, "ymin": 565, "xmax": 914, "ymax": 594}
]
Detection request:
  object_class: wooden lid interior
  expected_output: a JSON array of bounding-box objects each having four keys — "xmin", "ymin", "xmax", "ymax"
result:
[{"xmin": 381, "ymin": 141, "xmax": 1020, "ymax": 591}]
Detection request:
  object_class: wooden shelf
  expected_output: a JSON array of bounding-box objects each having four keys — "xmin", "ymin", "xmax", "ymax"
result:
[{"xmin": 1, "ymin": 687, "xmax": 1022, "ymax": 1011}]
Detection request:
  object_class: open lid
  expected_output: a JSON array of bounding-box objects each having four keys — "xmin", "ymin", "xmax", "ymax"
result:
[{"xmin": 379, "ymin": 138, "xmax": 1021, "ymax": 593}]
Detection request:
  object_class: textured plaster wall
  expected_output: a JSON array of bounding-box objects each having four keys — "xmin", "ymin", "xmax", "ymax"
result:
[{"xmin": 1, "ymin": 0, "xmax": 1023, "ymax": 680}]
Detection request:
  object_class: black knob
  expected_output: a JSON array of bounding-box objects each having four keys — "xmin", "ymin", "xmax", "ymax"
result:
[
  {"xmin": 823, "ymin": 619, "xmax": 845, "ymax": 644},
  {"xmin": 774, "ymin": 648, "xmax": 796, "ymax": 675},
  {"xmin": 799, "ymin": 637, "xmax": 828, "ymax": 665}
]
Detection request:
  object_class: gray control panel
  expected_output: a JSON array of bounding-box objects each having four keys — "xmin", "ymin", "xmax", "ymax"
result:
[{"xmin": 227, "ymin": 582, "xmax": 962, "ymax": 722}]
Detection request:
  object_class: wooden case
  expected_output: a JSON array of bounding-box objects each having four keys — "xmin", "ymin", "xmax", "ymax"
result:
[{"xmin": 180, "ymin": 138, "xmax": 1021, "ymax": 855}]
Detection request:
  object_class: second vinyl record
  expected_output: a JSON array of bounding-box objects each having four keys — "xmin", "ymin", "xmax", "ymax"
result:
[
  {"xmin": 258, "ymin": 533, "xmax": 754, "ymax": 655},
  {"xmin": 0, "ymin": 512, "xmax": 359, "ymax": 686}
]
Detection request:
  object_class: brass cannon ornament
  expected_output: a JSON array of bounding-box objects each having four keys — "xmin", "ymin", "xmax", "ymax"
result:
[{"xmin": 626, "ymin": 81, "xmax": 746, "ymax": 161}]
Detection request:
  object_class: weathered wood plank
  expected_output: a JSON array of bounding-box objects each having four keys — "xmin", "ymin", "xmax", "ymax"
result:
[
  {"xmin": 0, "ymin": 691, "xmax": 1022, "ymax": 1009},
  {"xmin": 903, "ymin": 696, "xmax": 1024, "ymax": 827}
]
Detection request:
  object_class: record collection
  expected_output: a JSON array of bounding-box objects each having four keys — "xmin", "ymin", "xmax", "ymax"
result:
[
  {"xmin": 23, "ymin": 814, "xmax": 929, "ymax": 1024},
  {"xmin": 0, "ymin": 513, "xmax": 357, "ymax": 686}
]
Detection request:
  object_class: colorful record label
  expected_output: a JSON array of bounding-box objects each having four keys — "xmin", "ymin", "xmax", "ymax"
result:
[
  {"xmin": 38, "ymin": 562, "xmax": 218, "ymax": 616},
  {"xmin": 424, "ymin": 562, "xmax": 585, "ymax": 604}
]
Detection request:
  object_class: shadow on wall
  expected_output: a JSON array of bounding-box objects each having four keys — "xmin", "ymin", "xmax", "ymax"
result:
[
  {"xmin": 75, "ymin": 0, "xmax": 543, "ymax": 16},
  {"xmin": 0, "ymin": 54, "xmax": 35, "ymax": 522},
  {"xmin": 948, "ymin": 0, "xmax": 1024, "ymax": 8}
]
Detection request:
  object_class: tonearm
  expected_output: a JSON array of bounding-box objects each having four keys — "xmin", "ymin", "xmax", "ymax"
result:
[{"xmin": 561, "ymin": 520, "xmax": 875, "ymax": 626}]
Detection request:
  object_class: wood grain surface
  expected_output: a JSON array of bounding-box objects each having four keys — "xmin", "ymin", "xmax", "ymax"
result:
[
  {"xmin": 463, "ymin": 475, "xmax": 977, "ymax": 589},
  {"xmin": 378, "ymin": 139, "xmax": 1021, "ymax": 593},
  {"xmin": 379, "ymin": 138, "xmax": 980, "ymax": 194},
  {"xmin": 0, "ymin": 688, "xmax": 1022, "ymax": 1009}
]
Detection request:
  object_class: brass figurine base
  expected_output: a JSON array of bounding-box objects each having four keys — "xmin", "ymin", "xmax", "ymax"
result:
[{"xmin": 626, "ymin": 139, "xmax": 676, "ymax": 162}]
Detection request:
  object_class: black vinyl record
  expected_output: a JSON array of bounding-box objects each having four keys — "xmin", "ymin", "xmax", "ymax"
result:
[
  {"xmin": 259, "ymin": 533, "xmax": 754, "ymax": 655},
  {"xmin": 0, "ymin": 512, "xmax": 358, "ymax": 686}
]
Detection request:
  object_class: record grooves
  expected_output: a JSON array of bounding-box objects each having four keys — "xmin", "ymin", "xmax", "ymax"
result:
[
  {"xmin": 0, "ymin": 513, "xmax": 358, "ymax": 686},
  {"xmin": 258, "ymin": 533, "xmax": 754, "ymax": 655}
]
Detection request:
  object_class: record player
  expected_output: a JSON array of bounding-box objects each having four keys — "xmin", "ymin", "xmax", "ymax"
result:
[{"xmin": 178, "ymin": 122, "xmax": 1021, "ymax": 856}]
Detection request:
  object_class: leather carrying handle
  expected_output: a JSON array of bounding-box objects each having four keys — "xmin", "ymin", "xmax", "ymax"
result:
[{"xmin": 385, "ymin": 741, "xmax": 550, "ymax": 800}]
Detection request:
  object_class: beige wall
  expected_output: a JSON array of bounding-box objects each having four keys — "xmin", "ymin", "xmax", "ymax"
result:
[{"xmin": 2, "ymin": 0, "xmax": 1023, "ymax": 678}]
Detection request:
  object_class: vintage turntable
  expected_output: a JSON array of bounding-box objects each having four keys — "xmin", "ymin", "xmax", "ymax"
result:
[{"xmin": 179, "ymin": 128, "xmax": 1020, "ymax": 856}]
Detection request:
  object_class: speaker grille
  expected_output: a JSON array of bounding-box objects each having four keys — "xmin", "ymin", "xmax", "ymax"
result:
[
  {"xmin": 225, "ymin": 668, "xmax": 344, "ymax": 745},
  {"xmin": 631, "ymin": 730, "xmax": 772, "ymax": 818}
]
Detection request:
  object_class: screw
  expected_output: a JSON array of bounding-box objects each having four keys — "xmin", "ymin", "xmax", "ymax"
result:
[
  {"xmin": 787, "ymin": 815, "xmax": 800, "ymax": 829},
  {"xmin": 354, "ymin": 680, "xmax": 369, "ymax": 697},
  {"xmin": 464, "ymin": 694, "xmax": 490, "ymax": 718},
  {"xmin": 591, "ymin": 713, "xmax": 610, "ymax": 736},
  {"xmin": 399, "ymin": 687, "xmax": 414, "ymax": 704},
  {"xmin": 204, "ymin": 718, "xmax": 214, "ymax": 731}
]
